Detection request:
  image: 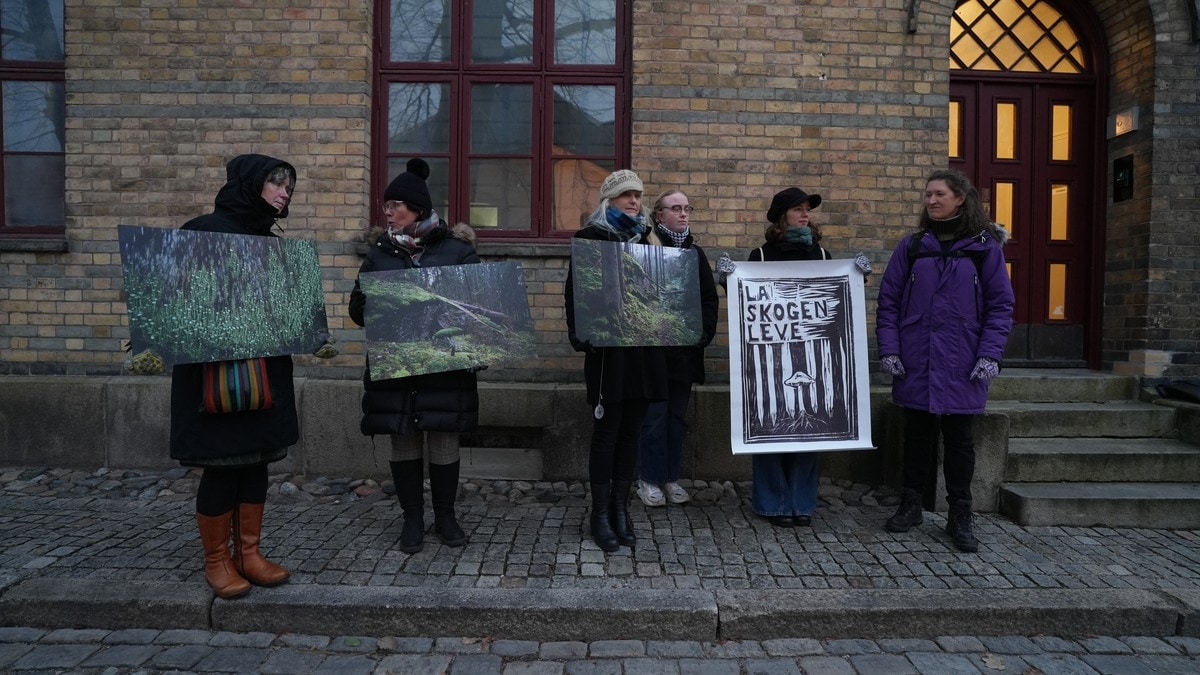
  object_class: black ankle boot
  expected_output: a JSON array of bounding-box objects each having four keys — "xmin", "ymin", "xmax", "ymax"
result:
[
  {"xmin": 429, "ymin": 461, "xmax": 466, "ymax": 547},
  {"xmin": 946, "ymin": 500, "xmax": 979, "ymax": 552},
  {"xmin": 885, "ymin": 489, "xmax": 924, "ymax": 533},
  {"xmin": 390, "ymin": 459, "xmax": 425, "ymax": 554},
  {"xmin": 589, "ymin": 482, "xmax": 619, "ymax": 552},
  {"xmin": 609, "ymin": 481, "xmax": 635, "ymax": 548}
]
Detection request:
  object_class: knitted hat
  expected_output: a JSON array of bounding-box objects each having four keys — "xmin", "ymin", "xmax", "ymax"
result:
[
  {"xmin": 767, "ymin": 187, "xmax": 821, "ymax": 223},
  {"xmin": 384, "ymin": 158, "xmax": 433, "ymax": 216},
  {"xmin": 599, "ymin": 169, "xmax": 644, "ymax": 200}
]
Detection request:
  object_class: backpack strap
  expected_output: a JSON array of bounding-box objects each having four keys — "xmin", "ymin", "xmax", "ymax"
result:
[{"xmin": 906, "ymin": 232, "xmax": 985, "ymax": 277}]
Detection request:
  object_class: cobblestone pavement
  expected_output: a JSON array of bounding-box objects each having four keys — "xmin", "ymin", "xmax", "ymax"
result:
[
  {"xmin": 6, "ymin": 467, "xmax": 1200, "ymax": 674},
  {"xmin": 4, "ymin": 466, "xmax": 1200, "ymax": 592},
  {"xmin": 2, "ymin": 625, "xmax": 1200, "ymax": 674}
]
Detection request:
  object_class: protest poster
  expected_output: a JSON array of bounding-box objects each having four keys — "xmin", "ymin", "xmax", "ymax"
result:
[
  {"xmin": 361, "ymin": 261, "xmax": 536, "ymax": 380},
  {"xmin": 726, "ymin": 258, "xmax": 872, "ymax": 453},
  {"xmin": 570, "ymin": 238, "xmax": 701, "ymax": 347},
  {"xmin": 118, "ymin": 225, "xmax": 328, "ymax": 366}
]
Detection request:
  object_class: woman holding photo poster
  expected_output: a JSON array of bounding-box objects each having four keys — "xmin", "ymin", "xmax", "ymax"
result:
[
  {"xmin": 718, "ymin": 187, "xmax": 830, "ymax": 528},
  {"xmin": 564, "ymin": 169, "xmax": 668, "ymax": 552},
  {"xmin": 170, "ymin": 153, "xmax": 300, "ymax": 599},
  {"xmin": 349, "ymin": 158, "xmax": 480, "ymax": 555}
]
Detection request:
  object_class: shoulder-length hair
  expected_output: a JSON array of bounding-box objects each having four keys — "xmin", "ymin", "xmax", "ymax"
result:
[
  {"xmin": 919, "ymin": 169, "xmax": 1003, "ymax": 241},
  {"xmin": 765, "ymin": 214, "xmax": 822, "ymax": 244}
]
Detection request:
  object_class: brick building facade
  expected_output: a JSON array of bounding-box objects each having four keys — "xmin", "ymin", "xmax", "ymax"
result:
[{"xmin": 1, "ymin": 0, "xmax": 1196, "ymax": 386}]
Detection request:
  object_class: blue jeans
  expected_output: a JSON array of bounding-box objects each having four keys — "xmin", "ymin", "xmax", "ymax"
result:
[
  {"xmin": 637, "ymin": 379, "xmax": 692, "ymax": 483},
  {"xmin": 751, "ymin": 452, "xmax": 819, "ymax": 517}
]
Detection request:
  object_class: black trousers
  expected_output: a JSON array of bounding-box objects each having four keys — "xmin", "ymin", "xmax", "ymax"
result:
[
  {"xmin": 195, "ymin": 464, "xmax": 269, "ymax": 516},
  {"xmin": 901, "ymin": 408, "xmax": 975, "ymax": 506},
  {"xmin": 589, "ymin": 398, "xmax": 650, "ymax": 486}
]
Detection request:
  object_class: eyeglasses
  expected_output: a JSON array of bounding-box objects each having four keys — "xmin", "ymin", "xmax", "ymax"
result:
[
  {"xmin": 382, "ymin": 200, "xmax": 417, "ymax": 214},
  {"xmin": 663, "ymin": 205, "xmax": 694, "ymax": 214}
]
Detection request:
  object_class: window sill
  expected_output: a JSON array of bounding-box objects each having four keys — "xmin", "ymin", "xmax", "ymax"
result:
[{"xmin": 0, "ymin": 237, "xmax": 68, "ymax": 252}]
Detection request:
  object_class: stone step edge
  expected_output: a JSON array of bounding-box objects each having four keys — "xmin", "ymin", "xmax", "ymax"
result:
[{"xmin": 2, "ymin": 577, "xmax": 1199, "ymax": 640}]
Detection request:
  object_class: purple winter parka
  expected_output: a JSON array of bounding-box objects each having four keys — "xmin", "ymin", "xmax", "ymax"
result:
[{"xmin": 875, "ymin": 229, "xmax": 1015, "ymax": 415}]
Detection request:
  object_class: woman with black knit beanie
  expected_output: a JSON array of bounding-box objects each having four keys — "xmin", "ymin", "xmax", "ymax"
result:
[{"xmin": 349, "ymin": 158, "xmax": 481, "ymax": 554}]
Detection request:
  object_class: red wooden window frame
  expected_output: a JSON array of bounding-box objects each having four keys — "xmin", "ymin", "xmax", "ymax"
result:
[{"xmin": 373, "ymin": 0, "xmax": 632, "ymax": 242}]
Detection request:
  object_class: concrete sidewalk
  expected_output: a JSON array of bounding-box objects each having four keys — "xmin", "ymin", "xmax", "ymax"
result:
[{"xmin": 3, "ymin": 467, "xmax": 1200, "ymax": 641}]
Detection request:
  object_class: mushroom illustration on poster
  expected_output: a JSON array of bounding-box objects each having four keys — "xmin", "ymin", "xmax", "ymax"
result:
[{"xmin": 727, "ymin": 259, "xmax": 873, "ymax": 454}]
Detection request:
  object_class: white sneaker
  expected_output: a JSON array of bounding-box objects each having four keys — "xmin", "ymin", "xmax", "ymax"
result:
[
  {"xmin": 664, "ymin": 482, "xmax": 691, "ymax": 504},
  {"xmin": 636, "ymin": 480, "xmax": 665, "ymax": 507}
]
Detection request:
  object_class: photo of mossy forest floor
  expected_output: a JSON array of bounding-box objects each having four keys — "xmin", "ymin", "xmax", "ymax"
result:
[
  {"xmin": 118, "ymin": 225, "xmax": 329, "ymax": 366},
  {"xmin": 361, "ymin": 261, "xmax": 536, "ymax": 380}
]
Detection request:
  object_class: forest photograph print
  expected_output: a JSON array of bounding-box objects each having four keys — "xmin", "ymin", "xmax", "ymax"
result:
[
  {"xmin": 118, "ymin": 225, "xmax": 329, "ymax": 366},
  {"xmin": 727, "ymin": 259, "xmax": 873, "ymax": 454},
  {"xmin": 361, "ymin": 261, "xmax": 536, "ymax": 381},
  {"xmin": 570, "ymin": 238, "xmax": 701, "ymax": 347}
]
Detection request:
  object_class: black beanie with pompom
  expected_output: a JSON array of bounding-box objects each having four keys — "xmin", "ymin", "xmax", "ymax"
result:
[{"xmin": 384, "ymin": 158, "xmax": 433, "ymax": 217}]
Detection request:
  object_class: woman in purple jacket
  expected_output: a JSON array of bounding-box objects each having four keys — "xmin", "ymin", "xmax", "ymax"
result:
[{"xmin": 875, "ymin": 169, "xmax": 1014, "ymax": 552}]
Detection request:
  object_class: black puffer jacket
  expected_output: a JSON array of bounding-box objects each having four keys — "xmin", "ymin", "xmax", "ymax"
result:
[
  {"xmin": 169, "ymin": 154, "xmax": 300, "ymax": 466},
  {"xmin": 564, "ymin": 224, "xmax": 668, "ymax": 405},
  {"xmin": 349, "ymin": 221, "xmax": 481, "ymax": 436}
]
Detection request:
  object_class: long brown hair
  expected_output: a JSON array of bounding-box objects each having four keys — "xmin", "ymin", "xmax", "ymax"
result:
[
  {"xmin": 765, "ymin": 214, "xmax": 822, "ymax": 244},
  {"xmin": 919, "ymin": 169, "xmax": 1002, "ymax": 241}
]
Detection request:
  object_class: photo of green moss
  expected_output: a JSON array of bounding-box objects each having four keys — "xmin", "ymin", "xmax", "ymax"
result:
[
  {"xmin": 118, "ymin": 225, "xmax": 329, "ymax": 366},
  {"xmin": 571, "ymin": 238, "xmax": 701, "ymax": 347},
  {"xmin": 361, "ymin": 262, "xmax": 536, "ymax": 381}
]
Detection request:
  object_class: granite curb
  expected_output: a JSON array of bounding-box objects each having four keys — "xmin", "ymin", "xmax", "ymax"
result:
[{"xmin": 3, "ymin": 577, "xmax": 1198, "ymax": 641}]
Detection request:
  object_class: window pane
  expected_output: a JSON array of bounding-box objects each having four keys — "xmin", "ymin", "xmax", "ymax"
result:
[
  {"xmin": 1048, "ymin": 263, "xmax": 1066, "ymax": 320},
  {"xmin": 1052, "ymin": 104, "xmax": 1071, "ymax": 161},
  {"xmin": 1, "ymin": 0, "xmax": 64, "ymax": 61},
  {"xmin": 472, "ymin": 0, "xmax": 533, "ymax": 64},
  {"xmin": 5, "ymin": 154, "xmax": 63, "ymax": 226},
  {"xmin": 471, "ymin": 84, "xmax": 531, "ymax": 153},
  {"xmin": 995, "ymin": 101, "xmax": 1015, "ymax": 160},
  {"xmin": 387, "ymin": 82, "xmax": 450, "ymax": 154},
  {"xmin": 388, "ymin": 156, "xmax": 450, "ymax": 222},
  {"xmin": 469, "ymin": 158, "xmax": 531, "ymax": 229},
  {"xmin": 994, "ymin": 181, "xmax": 1014, "ymax": 236},
  {"xmin": 948, "ymin": 101, "xmax": 960, "ymax": 158},
  {"xmin": 553, "ymin": 85, "xmax": 614, "ymax": 156},
  {"xmin": 390, "ymin": 0, "xmax": 450, "ymax": 62},
  {"xmin": 552, "ymin": 157, "xmax": 611, "ymax": 231},
  {"xmin": 1050, "ymin": 183, "xmax": 1069, "ymax": 240},
  {"xmin": 554, "ymin": 0, "xmax": 616, "ymax": 65},
  {"xmin": 3, "ymin": 80, "xmax": 64, "ymax": 152}
]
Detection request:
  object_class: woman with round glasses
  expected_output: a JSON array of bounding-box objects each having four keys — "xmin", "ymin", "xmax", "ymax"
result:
[
  {"xmin": 348, "ymin": 158, "xmax": 480, "ymax": 555},
  {"xmin": 635, "ymin": 190, "xmax": 719, "ymax": 508}
]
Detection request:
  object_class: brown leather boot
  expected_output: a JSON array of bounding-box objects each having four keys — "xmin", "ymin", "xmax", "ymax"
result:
[
  {"xmin": 195, "ymin": 512, "xmax": 250, "ymax": 599},
  {"xmin": 232, "ymin": 503, "xmax": 290, "ymax": 586}
]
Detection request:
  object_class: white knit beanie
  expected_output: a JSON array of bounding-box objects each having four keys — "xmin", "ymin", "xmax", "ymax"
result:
[{"xmin": 599, "ymin": 169, "xmax": 644, "ymax": 200}]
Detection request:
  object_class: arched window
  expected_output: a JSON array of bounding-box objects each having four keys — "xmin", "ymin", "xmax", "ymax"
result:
[{"xmin": 950, "ymin": 0, "xmax": 1086, "ymax": 73}]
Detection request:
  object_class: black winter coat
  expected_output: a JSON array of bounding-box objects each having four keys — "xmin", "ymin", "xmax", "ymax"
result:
[
  {"xmin": 169, "ymin": 154, "xmax": 300, "ymax": 467},
  {"xmin": 659, "ymin": 231, "xmax": 720, "ymax": 384},
  {"xmin": 349, "ymin": 221, "xmax": 482, "ymax": 436},
  {"xmin": 564, "ymin": 225, "xmax": 669, "ymax": 405}
]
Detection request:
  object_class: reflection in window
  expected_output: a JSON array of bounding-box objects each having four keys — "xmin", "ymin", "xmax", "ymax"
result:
[
  {"xmin": 387, "ymin": 83, "xmax": 450, "ymax": 154},
  {"xmin": 950, "ymin": 0, "xmax": 1086, "ymax": 74},
  {"xmin": 470, "ymin": 159, "xmax": 532, "ymax": 230},
  {"xmin": 996, "ymin": 102, "xmax": 1015, "ymax": 160},
  {"xmin": 471, "ymin": 84, "xmax": 532, "ymax": 153},
  {"xmin": 0, "ymin": 0, "xmax": 64, "ymax": 61},
  {"xmin": 1050, "ymin": 184, "xmax": 1069, "ymax": 240},
  {"xmin": 1052, "ymin": 104, "xmax": 1071, "ymax": 161},
  {"xmin": 553, "ymin": 85, "xmax": 614, "ymax": 156},
  {"xmin": 389, "ymin": 0, "xmax": 451, "ymax": 63},
  {"xmin": 1048, "ymin": 263, "xmax": 1066, "ymax": 320},
  {"xmin": 555, "ymin": 0, "xmax": 616, "ymax": 65},
  {"xmin": 3, "ymin": 80, "xmax": 63, "ymax": 152},
  {"xmin": 473, "ymin": 0, "xmax": 533, "ymax": 64}
]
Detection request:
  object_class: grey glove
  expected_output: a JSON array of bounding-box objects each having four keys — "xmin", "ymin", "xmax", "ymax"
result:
[
  {"xmin": 881, "ymin": 354, "xmax": 906, "ymax": 378},
  {"xmin": 853, "ymin": 251, "xmax": 872, "ymax": 276},
  {"xmin": 312, "ymin": 335, "xmax": 338, "ymax": 359},
  {"xmin": 716, "ymin": 252, "xmax": 737, "ymax": 285},
  {"xmin": 970, "ymin": 356, "xmax": 1000, "ymax": 381}
]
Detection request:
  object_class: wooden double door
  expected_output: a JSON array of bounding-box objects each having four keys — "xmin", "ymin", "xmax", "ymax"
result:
[{"xmin": 949, "ymin": 79, "xmax": 1099, "ymax": 367}]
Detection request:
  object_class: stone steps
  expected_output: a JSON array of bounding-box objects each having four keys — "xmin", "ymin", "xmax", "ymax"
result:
[
  {"xmin": 1007, "ymin": 437, "xmax": 1200, "ymax": 483},
  {"xmin": 987, "ymin": 400, "xmax": 1177, "ymax": 438},
  {"xmin": 999, "ymin": 482, "xmax": 1200, "ymax": 528}
]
